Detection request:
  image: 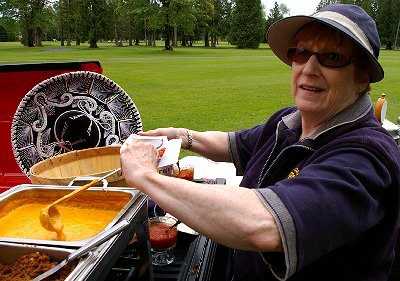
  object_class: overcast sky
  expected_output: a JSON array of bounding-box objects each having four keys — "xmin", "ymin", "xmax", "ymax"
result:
[{"xmin": 262, "ymin": 0, "xmax": 321, "ymax": 16}]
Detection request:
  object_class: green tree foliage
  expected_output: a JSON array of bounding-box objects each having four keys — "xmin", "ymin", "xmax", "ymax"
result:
[
  {"xmin": 0, "ymin": 25, "xmax": 8, "ymax": 41},
  {"xmin": 217, "ymin": 0, "xmax": 233, "ymax": 41},
  {"xmin": 0, "ymin": 0, "xmax": 57, "ymax": 46},
  {"xmin": 192, "ymin": 0, "xmax": 213, "ymax": 47},
  {"xmin": 316, "ymin": 0, "xmax": 400, "ymax": 50},
  {"xmin": 159, "ymin": 0, "xmax": 173, "ymax": 50},
  {"xmin": 110, "ymin": 0, "xmax": 124, "ymax": 46},
  {"xmin": 278, "ymin": 3, "xmax": 289, "ymax": 16},
  {"xmin": 1, "ymin": 0, "xmax": 400, "ymax": 51},
  {"xmin": 113, "ymin": 0, "xmax": 145, "ymax": 46},
  {"xmin": 266, "ymin": 2, "xmax": 283, "ymax": 32},
  {"xmin": 5, "ymin": 0, "xmax": 50, "ymax": 46},
  {"xmin": 316, "ymin": 0, "xmax": 338, "ymax": 11},
  {"xmin": 340, "ymin": 0, "xmax": 376, "ymax": 16},
  {"xmin": 169, "ymin": 0, "xmax": 204, "ymax": 46},
  {"xmin": 230, "ymin": 0, "xmax": 264, "ymax": 49},
  {"xmin": 109, "ymin": 0, "xmax": 145, "ymax": 46},
  {"xmin": 150, "ymin": 0, "xmax": 214, "ymax": 50},
  {"xmin": 57, "ymin": 0, "xmax": 77, "ymax": 45},
  {"xmin": 205, "ymin": 0, "xmax": 233, "ymax": 47},
  {"xmin": 41, "ymin": 5, "xmax": 58, "ymax": 41},
  {"xmin": 75, "ymin": 0, "xmax": 113, "ymax": 48},
  {"xmin": 263, "ymin": 2, "xmax": 289, "ymax": 43},
  {"xmin": 142, "ymin": 0, "xmax": 164, "ymax": 46},
  {"xmin": 0, "ymin": 16, "xmax": 18, "ymax": 41},
  {"xmin": 376, "ymin": 0, "xmax": 399, "ymax": 49},
  {"xmin": 317, "ymin": 0, "xmax": 378, "ymax": 17}
]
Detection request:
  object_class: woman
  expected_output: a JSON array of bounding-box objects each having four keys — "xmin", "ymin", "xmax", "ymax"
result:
[{"xmin": 120, "ymin": 4, "xmax": 400, "ymax": 280}]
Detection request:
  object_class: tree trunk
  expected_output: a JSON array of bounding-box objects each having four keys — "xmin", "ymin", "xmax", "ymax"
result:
[
  {"xmin": 163, "ymin": 1, "xmax": 173, "ymax": 50},
  {"xmin": 27, "ymin": 28, "xmax": 35, "ymax": 47},
  {"xmin": 182, "ymin": 33, "xmax": 187, "ymax": 47},
  {"xmin": 67, "ymin": 33, "xmax": 71, "ymax": 46},
  {"xmin": 35, "ymin": 27, "xmax": 42, "ymax": 47},
  {"xmin": 211, "ymin": 33, "xmax": 216, "ymax": 47},
  {"xmin": 204, "ymin": 32, "xmax": 209, "ymax": 47},
  {"xmin": 115, "ymin": 24, "xmax": 123, "ymax": 46},
  {"xmin": 128, "ymin": 25, "xmax": 133, "ymax": 46},
  {"xmin": 395, "ymin": 17, "xmax": 400, "ymax": 49},
  {"xmin": 152, "ymin": 31, "xmax": 156, "ymax": 46},
  {"xmin": 172, "ymin": 27, "xmax": 177, "ymax": 47},
  {"xmin": 60, "ymin": 25, "xmax": 65, "ymax": 46},
  {"xmin": 164, "ymin": 24, "xmax": 173, "ymax": 50},
  {"xmin": 144, "ymin": 19, "xmax": 148, "ymax": 46},
  {"xmin": 89, "ymin": 38, "xmax": 98, "ymax": 48}
]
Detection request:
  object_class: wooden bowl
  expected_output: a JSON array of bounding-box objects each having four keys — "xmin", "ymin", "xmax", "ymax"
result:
[{"xmin": 29, "ymin": 146, "xmax": 127, "ymax": 186}]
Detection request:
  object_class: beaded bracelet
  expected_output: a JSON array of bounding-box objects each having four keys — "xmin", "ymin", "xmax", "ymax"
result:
[{"xmin": 187, "ymin": 130, "xmax": 193, "ymax": 149}]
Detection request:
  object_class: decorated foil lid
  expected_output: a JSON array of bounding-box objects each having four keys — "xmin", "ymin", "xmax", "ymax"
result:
[{"xmin": 11, "ymin": 71, "xmax": 142, "ymax": 177}]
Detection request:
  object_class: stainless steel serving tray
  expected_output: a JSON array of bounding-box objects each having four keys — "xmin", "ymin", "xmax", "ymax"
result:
[
  {"xmin": 0, "ymin": 192, "xmax": 151, "ymax": 281},
  {"xmin": 0, "ymin": 241, "xmax": 88, "ymax": 280},
  {"xmin": 72, "ymin": 194, "xmax": 153, "ymax": 281},
  {"xmin": 0, "ymin": 184, "xmax": 142, "ymax": 247}
]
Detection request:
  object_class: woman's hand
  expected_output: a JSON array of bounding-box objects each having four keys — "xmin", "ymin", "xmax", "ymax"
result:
[
  {"xmin": 141, "ymin": 127, "xmax": 231, "ymax": 162},
  {"xmin": 141, "ymin": 127, "xmax": 190, "ymax": 148},
  {"xmin": 140, "ymin": 127, "xmax": 185, "ymax": 139},
  {"xmin": 120, "ymin": 142, "xmax": 159, "ymax": 188}
]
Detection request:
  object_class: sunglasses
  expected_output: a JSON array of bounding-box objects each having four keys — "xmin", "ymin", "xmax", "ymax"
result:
[{"xmin": 287, "ymin": 47, "xmax": 359, "ymax": 68}]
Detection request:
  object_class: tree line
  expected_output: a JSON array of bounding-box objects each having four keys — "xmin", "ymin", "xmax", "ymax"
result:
[
  {"xmin": 315, "ymin": 0, "xmax": 400, "ymax": 49},
  {"xmin": 0, "ymin": 0, "xmax": 399, "ymax": 50}
]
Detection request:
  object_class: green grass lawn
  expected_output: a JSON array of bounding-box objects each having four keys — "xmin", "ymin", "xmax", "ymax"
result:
[{"xmin": 1, "ymin": 41, "xmax": 399, "ymax": 135}]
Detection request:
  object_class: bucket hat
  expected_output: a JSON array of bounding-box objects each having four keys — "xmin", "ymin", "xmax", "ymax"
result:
[{"xmin": 267, "ymin": 4, "xmax": 384, "ymax": 82}]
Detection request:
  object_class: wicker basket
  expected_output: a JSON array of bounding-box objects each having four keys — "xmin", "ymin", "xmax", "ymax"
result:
[{"xmin": 29, "ymin": 146, "xmax": 127, "ymax": 187}]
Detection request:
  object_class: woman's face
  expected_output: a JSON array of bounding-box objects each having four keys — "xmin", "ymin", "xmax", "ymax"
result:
[{"xmin": 291, "ymin": 27, "xmax": 369, "ymax": 124}]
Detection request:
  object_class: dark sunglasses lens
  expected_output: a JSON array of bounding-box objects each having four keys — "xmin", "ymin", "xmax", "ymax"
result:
[
  {"xmin": 287, "ymin": 48, "xmax": 351, "ymax": 67},
  {"xmin": 287, "ymin": 48, "xmax": 310, "ymax": 62},
  {"xmin": 319, "ymin": 52, "xmax": 350, "ymax": 67}
]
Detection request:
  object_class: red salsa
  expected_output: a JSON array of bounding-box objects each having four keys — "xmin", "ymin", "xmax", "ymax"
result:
[
  {"xmin": 173, "ymin": 166, "xmax": 194, "ymax": 181},
  {"xmin": 149, "ymin": 225, "xmax": 177, "ymax": 249}
]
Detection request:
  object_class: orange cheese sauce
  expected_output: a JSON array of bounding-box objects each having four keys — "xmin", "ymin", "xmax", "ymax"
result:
[{"xmin": 0, "ymin": 196, "xmax": 130, "ymax": 241}]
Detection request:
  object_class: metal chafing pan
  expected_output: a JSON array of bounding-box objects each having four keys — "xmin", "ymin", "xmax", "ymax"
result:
[
  {"xmin": 0, "ymin": 241, "xmax": 88, "ymax": 280},
  {"xmin": 73, "ymin": 195, "xmax": 153, "ymax": 281},
  {"xmin": 0, "ymin": 186, "xmax": 152, "ymax": 281},
  {"xmin": 0, "ymin": 184, "xmax": 141, "ymax": 247},
  {"xmin": 0, "ymin": 190, "xmax": 151, "ymax": 281}
]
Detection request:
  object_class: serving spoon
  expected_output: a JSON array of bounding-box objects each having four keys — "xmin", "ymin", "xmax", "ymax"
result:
[{"xmin": 39, "ymin": 168, "xmax": 122, "ymax": 240}]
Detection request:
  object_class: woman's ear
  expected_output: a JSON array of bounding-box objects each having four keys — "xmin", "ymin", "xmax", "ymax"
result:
[{"xmin": 356, "ymin": 67, "xmax": 371, "ymax": 95}]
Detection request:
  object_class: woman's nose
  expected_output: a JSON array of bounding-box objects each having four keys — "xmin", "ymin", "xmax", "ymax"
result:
[{"xmin": 301, "ymin": 54, "xmax": 322, "ymax": 75}]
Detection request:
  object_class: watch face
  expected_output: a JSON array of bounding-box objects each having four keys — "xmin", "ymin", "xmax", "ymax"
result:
[{"xmin": 11, "ymin": 71, "xmax": 142, "ymax": 177}]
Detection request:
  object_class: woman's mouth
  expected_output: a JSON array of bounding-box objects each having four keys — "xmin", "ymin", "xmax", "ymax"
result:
[{"xmin": 300, "ymin": 85, "xmax": 323, "ymax": 92}]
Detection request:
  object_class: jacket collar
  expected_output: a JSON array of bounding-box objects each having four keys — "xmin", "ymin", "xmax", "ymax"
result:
[{"xmin": 281, "ymin": 94, "xmax": 373, "ymax": 140}]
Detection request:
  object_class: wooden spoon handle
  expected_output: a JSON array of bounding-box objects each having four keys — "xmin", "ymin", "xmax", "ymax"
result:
[
  {"xmin": 48, "ymin": 168, "xmax": 121, "ymax": 207},
  {"xmin": 50, "ymin": 179, "xmax": 99, "ymax": 207}
]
